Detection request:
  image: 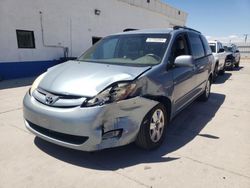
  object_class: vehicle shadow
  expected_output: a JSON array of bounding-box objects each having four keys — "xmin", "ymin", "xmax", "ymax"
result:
[
  {"xmin": 34, "ymin": 92, "xmax": 225, "ymax": 170},
  {"xmin": 227, "ymin": 66, "xmax": 244, "ymax": 72},
  {"xmin": 0, "ymin": 77, "xmax": 35, "ymax": 90},
  {"xmin": 213, "ymin": 72, "xmax": 232, "ymax": 84}
]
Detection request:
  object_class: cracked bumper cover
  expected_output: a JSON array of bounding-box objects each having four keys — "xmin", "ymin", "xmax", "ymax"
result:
[{"xmin": 23, "ymin": 93, "xmax": 158, "ymax": 151}]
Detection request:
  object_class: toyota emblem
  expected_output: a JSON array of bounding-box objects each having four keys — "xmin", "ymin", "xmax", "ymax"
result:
[{"xmin": 45, "ymin": 94, "xmax": 58, "ymax": 105}]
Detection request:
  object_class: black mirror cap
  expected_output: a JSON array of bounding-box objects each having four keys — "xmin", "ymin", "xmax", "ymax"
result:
[{"xmin": 235, "ymin": 50, "xmax": 240, "ymax": 53}]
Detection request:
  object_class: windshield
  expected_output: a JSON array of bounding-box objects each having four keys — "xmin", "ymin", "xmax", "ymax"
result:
[
  {"xmin": 209, "ymin": 43, "xmax": 216, "ymax": 53},
  {"xmin": 224, "ymin": 46, "xmax": 233, "ymax": 52},
  {"xmin": 78, "ymin": 34, "xmax": 170, "ymax": 66}
]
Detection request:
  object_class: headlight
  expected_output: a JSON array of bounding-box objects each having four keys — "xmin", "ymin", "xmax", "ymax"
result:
[
  {"xmin": 29, "ymin": 72, "xmax": 46, "ymax": 95},
  {"xmin": 83, "ymin": 82, "xmax": 137, "ymax": 107}
]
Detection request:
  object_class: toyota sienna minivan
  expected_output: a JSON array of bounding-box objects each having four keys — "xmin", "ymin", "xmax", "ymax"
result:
[{"xmin": 23, "ymin": 26, "xmax": 214, "ymax": 151}]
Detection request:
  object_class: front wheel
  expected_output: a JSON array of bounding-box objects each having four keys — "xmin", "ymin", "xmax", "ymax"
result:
[
  {"xmin": 135, "ymin": 103, "xmax": 167, "ymax": 150},
  {"xmin": 235, "ymin": 58, "xmax": 240, "ymax": 68}
]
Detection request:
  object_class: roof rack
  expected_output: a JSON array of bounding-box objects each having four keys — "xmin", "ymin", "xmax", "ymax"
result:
[
  {"xmin": 123, "ymin": 28, "xmax": 138, "ymax": 32},
  {"xmin": 173, "ymin": 26, "xmax": 201, "ymax": 34}
]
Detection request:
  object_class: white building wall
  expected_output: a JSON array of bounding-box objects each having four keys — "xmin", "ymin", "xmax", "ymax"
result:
[{"xmin": 0, "ymin": 0, "xmax": 187, "ymax": 63}]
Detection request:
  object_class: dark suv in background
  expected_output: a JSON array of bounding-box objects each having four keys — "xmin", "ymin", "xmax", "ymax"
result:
[{"xmin": 224, "ymin": 44, "xmax": 241, "ymax": 69}]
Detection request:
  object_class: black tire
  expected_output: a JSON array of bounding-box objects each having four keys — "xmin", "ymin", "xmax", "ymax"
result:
[
  {"xmin": 135, "ymin": 103, "xmax": 168, "ymax": 150},
  {"xmin": 229, "ymin": 61, "xmax": 234, "ymax": 70},
  {"xmin": 219, "ymin": 63, "xmax": 225, "ymax": 75},
  {"xmin": 213, "ymin": 63, "xmax": 218, "ymax": 82},
  {"xmin": 235, "ymin": 59, "xmax": 240, "ymax": 68},
  {"xmin": 198, "ymin": 77, "xmax": 211, "ymax": 102},
  {"xmin": 230, "ymin": 59, "xmax": 236, "ymax": 70}
]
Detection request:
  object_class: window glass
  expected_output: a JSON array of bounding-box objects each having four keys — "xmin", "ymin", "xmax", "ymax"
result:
[
  {"xmin": 93, "ymin": 38, "xmax": 118, "ymax": 59},
  {"xmin": 16, "ymin": 30, "xmax": 35, "ymax": 48},
  {"xmin": 200, "ymin": 35, "xmax": 212, "ymax": 55},
  {"xmin": 218, "ymin": 43, "xmax": 223, "ymax": 52},
  {"xmin": 92, "ymin": 37, "xmax": 102, "ymax": 45},
  {"xmin": 171, "ymin": 35, "xmax": 190, "ymax": 62},
  {"xmin": 217, "ymin": 43, "xmax": 220, "ymax": 52},
  {"xmin": 209, "ymin": 43, "xmax": 216, "ymax": 53},
  {"xmin": 79, "ymin": 34, "xmax": 170, "ymax": 66},
  {"xmin": 188, "ymin": 33, "xmax": 205, "ymax": 59}
]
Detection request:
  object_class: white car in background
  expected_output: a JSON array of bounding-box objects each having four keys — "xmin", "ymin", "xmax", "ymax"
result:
[{"xmin": 209, "ymin": 40, "xmax": 226, "ymax": 81}]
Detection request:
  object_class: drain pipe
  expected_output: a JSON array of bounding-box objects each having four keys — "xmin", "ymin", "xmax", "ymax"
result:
[{"xmin": 39, "ymin": 11, "xmax": 68, "ymax": 58}]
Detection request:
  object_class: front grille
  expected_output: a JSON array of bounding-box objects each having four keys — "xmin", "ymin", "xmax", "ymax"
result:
[
  {"xmin": 28, "ymin": 121, "xmax": 88, "ymax": 145},
  {"xmin": 32, "ymin": 88, "xmax": 86, "ymax": 108},
  {"xmin": 37, "ymin": 88, "xmax": 83, "ymax": 99}
]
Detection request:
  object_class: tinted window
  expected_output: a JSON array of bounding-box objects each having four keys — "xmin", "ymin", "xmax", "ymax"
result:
[
  {"xmin": 92, "ymin": 37, "xmax": 102, "ymax": 45},
  {"xmin": 218, "ymin": 42, "xmax": 223, "ymax": 52},
  {"xmin": 200, "ymin": 35, "xmax": 212, "ymax": 55},
  {"xmin": 228, "ymin": 47, "xmax": 233, "ymax": 52},
  {"xmin": 188, "ymin": 33, "xmax": 205, "ymax": 59},
  {"xmin": 170, "ymin": 34, "xmax": 190, "ymax": 63},
  {"xmin": 209, "ymin": 43, "xmax": 216, "ymax": 53},
  {"xmin": 16, "ymin": 30, "xmax": 35, "ymax": 48}
]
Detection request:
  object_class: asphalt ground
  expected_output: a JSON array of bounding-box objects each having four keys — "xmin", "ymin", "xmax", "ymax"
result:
[{"xmin": 0, "ymin": 60, "xmax": 249, "ymax": 188}]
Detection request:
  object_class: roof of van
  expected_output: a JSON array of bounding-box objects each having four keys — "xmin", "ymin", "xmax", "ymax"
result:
[{"xmin": 111, "ymin": 28, "xmax": 174, "ymax": 36}]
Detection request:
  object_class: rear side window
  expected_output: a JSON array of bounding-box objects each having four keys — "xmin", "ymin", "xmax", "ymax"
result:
[
  {"xmin": 209, "ymin": 43, "xmax": 216, "ymax": 53},
  {"xmin": 200, "ymin": 35, "xmax": 212, "ymax": 55},
  {"xmin": 218, "ymin": 42, "xmax": 223, "ymax": 52},
  {"xmin": 188, "ymin": 32, "xmax": 205, "ymax": 59}
]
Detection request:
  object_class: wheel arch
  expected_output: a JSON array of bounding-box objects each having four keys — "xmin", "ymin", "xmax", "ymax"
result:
[
  {"xmin": 209, "ymin": 73, "xmax": 213, "ymax": 81},
  {"xmin": 215, "ymin": 60, "xmax": 219, "ymax": 66},
  {"xmin": 143, "ymin": 95, "xmax": 172, "ymax": 122}
]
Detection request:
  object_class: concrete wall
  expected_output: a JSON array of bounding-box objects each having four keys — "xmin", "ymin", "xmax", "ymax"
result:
[
  {"xmin": 0, "ymin": 0, "xmax": 187, "ymax": 62},
  {"xmin": 236, "ymin": 43, "xmax": 250, "ymax": 58},
  {"xmin": 0, "ymin": 0, "xmax": 187, "ymax": 79}
]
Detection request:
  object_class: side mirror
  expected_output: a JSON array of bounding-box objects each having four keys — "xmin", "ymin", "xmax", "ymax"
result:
[
  {"xmin": 174, "ymin": 55, "xmax": 194, "ymax": 67},
  {"xmin": 235, "ymin": 50, "xmax": 239, "ymax": 53},
  {"xmin": 218, "ymin": 48, "xmax": 225, "ymax": 53}
]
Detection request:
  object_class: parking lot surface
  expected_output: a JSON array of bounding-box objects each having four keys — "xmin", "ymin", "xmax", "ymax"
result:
[{"xmin": 0, "ymin": 60, "xmax": 250, "ymax": 188}]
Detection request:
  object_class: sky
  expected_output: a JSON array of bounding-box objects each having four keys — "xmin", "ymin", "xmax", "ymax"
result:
[{"xmin": 163, "ymin": 0, "xmax": 250, "ymax": 43}]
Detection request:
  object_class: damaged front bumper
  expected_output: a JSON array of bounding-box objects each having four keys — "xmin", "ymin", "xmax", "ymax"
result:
[{"xmin": 23, "ymin": 93, "xmax": 158, "ymax": 151}]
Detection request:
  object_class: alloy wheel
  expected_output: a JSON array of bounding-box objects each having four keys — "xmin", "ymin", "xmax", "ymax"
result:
[{"xmin": 149, "ymin": 109, "xmax": 165, "ymax": 143}]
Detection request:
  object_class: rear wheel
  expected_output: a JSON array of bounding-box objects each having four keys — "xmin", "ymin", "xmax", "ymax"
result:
[
  {"xmin": 135, "ymin": 103, "xmax": 167, "ymax": 150},
  {"xmin": 213, "ymin": 63, "xmax": 218, "ymax": 82},
  {"xmin": 235, "ymin": 58, "xmax": 240, "ymax": 68},
  {"xmin": 219, "ymin": 63, "xmax": 225, "ymax": 75},
  {"xmin": 230, "ymin": 59, "xmax": 236, "ymax": 70},
  {"xmin": 230, "ymin": 60, "xmax": 234, "ymax": 70},
  {"xmin": 199, "ymin": 77, "xmax": 211, "ymax": 102}
]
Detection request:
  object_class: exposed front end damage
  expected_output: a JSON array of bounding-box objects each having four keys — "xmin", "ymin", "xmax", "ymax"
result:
[{"xmin": 23, "ymin": 92, "xmax": 158, "ymax": 151}]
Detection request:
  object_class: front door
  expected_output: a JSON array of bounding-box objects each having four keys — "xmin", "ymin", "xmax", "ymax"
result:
[{"xmin": 169, "ymin": 33, "xmax": 197, "ymax": 113}]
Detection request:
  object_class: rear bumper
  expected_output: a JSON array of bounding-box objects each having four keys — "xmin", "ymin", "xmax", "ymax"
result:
[{"xmin": 23, "ymin": 92, "xmax": 158, "ymax": 151}]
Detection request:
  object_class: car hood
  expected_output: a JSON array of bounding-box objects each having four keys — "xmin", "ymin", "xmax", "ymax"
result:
[{"xmin": 38, "ymin": 61, "xmax": 151, "ymax": 97}]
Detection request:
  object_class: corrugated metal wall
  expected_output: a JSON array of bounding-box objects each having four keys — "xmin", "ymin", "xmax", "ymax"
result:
[{"xmin": 236, "ymin": 43, "xmax": 250, "ymax": 58}]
